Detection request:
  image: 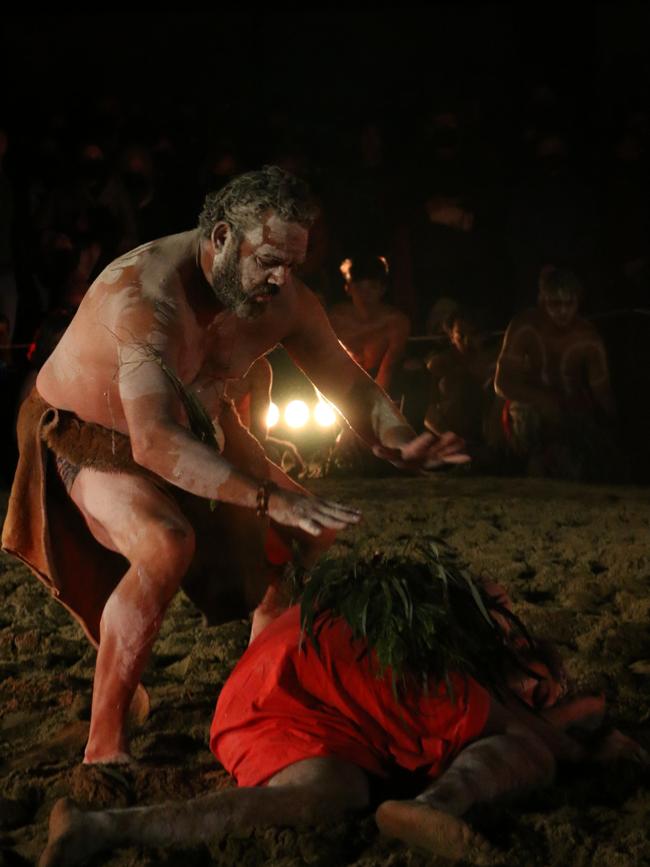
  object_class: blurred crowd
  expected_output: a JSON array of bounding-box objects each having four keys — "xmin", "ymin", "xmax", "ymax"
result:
[{"xmin": 1, "ymin": 72, "xmax": 648, "ymax": 483}]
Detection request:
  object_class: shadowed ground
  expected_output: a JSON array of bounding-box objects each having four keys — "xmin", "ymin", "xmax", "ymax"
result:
[{"xmin": 1, "ymin": 474, "xmax": 649, "ymax": 866}]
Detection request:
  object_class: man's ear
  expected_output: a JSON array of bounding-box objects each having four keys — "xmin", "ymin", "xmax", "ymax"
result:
[{"xmin": 210, "ymin": 222, "xmax": 230, "ymax": 254}]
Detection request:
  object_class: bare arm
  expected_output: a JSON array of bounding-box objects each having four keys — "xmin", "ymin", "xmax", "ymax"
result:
[
  {"xmin": 115, "ymin": 305, "xmax": 359, "ymax": 537},
  {"xmin": 117, "ymin": 330, "xmax": 262, "ymax": 510},
  {"xmin": 426, "ymin": 352, "xmax": 447, "ymax": 406},
  {"xmin": 423, "ymin": 353, "xmax": 449, "ymax": 434},
  {"xmin": 283, "ymin": 287, "xmax": 469, "ymax": 469},
  {"xmin": 584, "ymin": 337, "xmax": 617, "ymax": 419},
  {"xmin": 283, "ymin": 288, "xmax": 415, "ymax": 450},
  {"xmin": 375, "ymin": 313, "xmax": 411, "ymax": 392},
  {"xmin": 494, "ymin": 319, "xmax": 557, "ymax": 410},
  {"xmin": 245, "ymin": 357, "xmax": 273, "ymax": 443}
]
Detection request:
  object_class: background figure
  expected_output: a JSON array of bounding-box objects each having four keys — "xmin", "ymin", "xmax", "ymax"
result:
[
  {"xmin": 327, "ymin": 254, "xmax": 410, "ymax": 473},
  {"xmin": 494, "ymin": 267, "xmax": 621, "ymax": 480},
  {"xmin": 424, "ymin": 306, "xmax": 509, "ymax": 472},
  {"xmin": 425, "ymin": 307, "xmax": 499, "ymax": 450},
  {"xmin": 328, "ymin": 253, "xmax": 410, "ymax": 395}
]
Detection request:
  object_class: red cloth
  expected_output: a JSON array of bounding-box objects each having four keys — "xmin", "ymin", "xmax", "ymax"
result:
[{"xmin": 210, "ymin": 606, "xmax": 490, "ymax": 787}]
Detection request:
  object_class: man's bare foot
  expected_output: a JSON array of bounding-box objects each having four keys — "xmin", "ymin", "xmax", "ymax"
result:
[
  {"xmin": 82, "ymin": 750, "xmax": 132, "ymax": 765},
  {"xmin": 39, "ymin": 798, "xmax": 106, "ymax": 867},
  {"xmin": 541, "ymin": 693, "xmax": 606, "ymax": 732},
  {"xmin": 375, "ymin": 799, "xmax": 492, "ymax": 863},
  {"xmin": 592, "ymin": 729, "xmax": 650, "ymax": 764}
]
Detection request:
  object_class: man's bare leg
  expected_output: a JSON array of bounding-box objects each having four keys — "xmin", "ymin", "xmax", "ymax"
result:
[
  {"xmin": 375, "ymin": 697, "xmax": 558, "ymax": 861},
  {"xmin": 39, "ymin": 756, "xmax": 369, "ymax": 867},
  {"xmin": 70, "ymin": 470, "xmax": 195, "ymax": 764}
]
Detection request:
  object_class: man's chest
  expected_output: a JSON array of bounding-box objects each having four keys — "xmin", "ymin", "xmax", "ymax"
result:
[
  {"xmin": 528, "ymin": 333, "xmax": 585, "ymax": 387},
  {"xmin": 337, "ymin": 317, "xmax": 391, "ymax": 356},
  {"xmin": 184, "ymin": 313, "xmax": 285, "ymax": 394}
]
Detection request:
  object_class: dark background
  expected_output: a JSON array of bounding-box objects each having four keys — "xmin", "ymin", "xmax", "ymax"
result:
[{"xmin": 0, "ymin": 6, "xmax": 649, "ymax": 479}]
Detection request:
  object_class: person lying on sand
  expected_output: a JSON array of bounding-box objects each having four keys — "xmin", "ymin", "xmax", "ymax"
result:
[{"xmin": 39, "ymin": 551, "xmax": 645, "ymax": 867}]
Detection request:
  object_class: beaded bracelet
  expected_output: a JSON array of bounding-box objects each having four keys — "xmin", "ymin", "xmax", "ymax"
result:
[{"xmin": 256, "ymin": 480, "xmax": 278, "ymax": 518}]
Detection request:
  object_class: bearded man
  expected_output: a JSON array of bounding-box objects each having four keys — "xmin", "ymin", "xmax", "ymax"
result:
[{"xmin": 2, "ymin": 166, "xmax": 467, "ymax": 766}]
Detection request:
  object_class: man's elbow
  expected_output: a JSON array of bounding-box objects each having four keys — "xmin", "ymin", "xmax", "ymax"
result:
[{"xmin": 130, "ymin": 424, "xmax": 168, "ymax": 471}]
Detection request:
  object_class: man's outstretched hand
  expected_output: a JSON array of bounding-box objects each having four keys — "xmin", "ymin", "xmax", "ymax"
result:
[
  {"xmin": 268, "ymin": 488, "xmax": 362, "ymax": 537},
  {"xmin": 372, "ymin": 431, "xmax": 470, "ymax": 472}
]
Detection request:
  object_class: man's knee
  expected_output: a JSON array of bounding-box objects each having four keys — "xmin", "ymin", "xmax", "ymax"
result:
[
  {"xmin": 268, "ymin": 757, "xmax": 370, "ymax": 813},
  {"xmin": 143, "ymin": 517, "xmax": 195, "ymax": 580}
]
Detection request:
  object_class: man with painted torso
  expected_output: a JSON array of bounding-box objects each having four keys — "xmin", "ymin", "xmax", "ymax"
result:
[
  {"xmin": 3, "ymin": 167, "xmax": 467, "ymax": 767},
  {"xmin": 494, "ymin": 267, "xmax": 617, "ymax": 477}
]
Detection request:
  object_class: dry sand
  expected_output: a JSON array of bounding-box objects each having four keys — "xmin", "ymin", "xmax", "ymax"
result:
[{"xmin": 1, "ymin": 474, "xmax": 649, "ymax": 866}]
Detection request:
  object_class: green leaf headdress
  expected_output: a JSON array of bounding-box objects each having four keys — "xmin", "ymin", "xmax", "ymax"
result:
[{"xmin": 291, "ymin": 538, "xmax": 537, "ymax": 701}]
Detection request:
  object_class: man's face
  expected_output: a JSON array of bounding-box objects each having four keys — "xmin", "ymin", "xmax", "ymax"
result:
[
  {"xmin": 211, "ymin": 212, "xmax": 308, "ymax": 319},
  {"xmin": 450, "ymin": 319, "xmax": 480, "ymax": 354},
  {"xmin": 540, "ymin": 290, "xmax": 579, "ymax": 329}
]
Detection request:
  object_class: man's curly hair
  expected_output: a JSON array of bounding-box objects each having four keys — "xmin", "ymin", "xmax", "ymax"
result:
[{"xmin": 198, "ymin": 165, "xmax": 318, "ymax": 238}]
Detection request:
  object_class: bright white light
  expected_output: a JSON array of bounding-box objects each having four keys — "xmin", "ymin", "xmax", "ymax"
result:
[
  {"xmin": 314, "ymin": 401, "xmax": 337, "ymax": 427},
  {"xmin": 285, "ymin": 400, "xmax": 310, "ymax": 429},
  {"xmin": 266, "ymin": 402, "xmax": 280, "ymax": 429}
]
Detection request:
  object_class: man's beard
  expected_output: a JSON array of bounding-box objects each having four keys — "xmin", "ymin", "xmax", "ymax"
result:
[{"xmin": 211, "ymin": 249, "xmax": 267, "ymax": 320}]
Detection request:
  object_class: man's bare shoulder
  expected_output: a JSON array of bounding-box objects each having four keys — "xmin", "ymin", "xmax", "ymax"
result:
[
  {"xmin": 92, "ymin": 231, "xmax": 198, "ymax": 297},
  {"xmin": 82, "ymin": 231, "xmax": 202, "ymax": 328},
  {"xmin": 286, "ymin": 277, "xmax": 327, "ymax": 313}
]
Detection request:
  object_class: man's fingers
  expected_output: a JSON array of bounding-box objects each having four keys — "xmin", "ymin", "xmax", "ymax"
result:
[
  {"xmin": 298, "ymin": 510, "xmax": 348, "ymax": 534},
  {"xmin": 372, "ymin": 444, "xmax": 401, "ymax": 461},
  {"xmin": 312, "ymin": 514, "xmax": 351, "ymax": 530},
  {"xmin": 297, "ymin": 517, "xmax": 323, "ymax": 536},
  {"xmin": 436, "ymin": 430, "xmax": 464, "ymax": 446},
  {"xmin": 317, "ymin": 500, "xmax": 362, "ymax": 522},
  {"xmin": 399, "ymin": 431, "xmax": 436, "ymax": 461},
  {"xmin": 439, "ymin": 453, "xmax": 472, "ymax": 464},
  {"xmin": 423, "ymin": 453, "xmax": 471, "ymax": 470}
]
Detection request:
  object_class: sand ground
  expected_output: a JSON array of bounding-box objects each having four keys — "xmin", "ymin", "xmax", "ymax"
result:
[{"xmin": 1, "ymin": 474, "xmax": 649, "ymax": 866}]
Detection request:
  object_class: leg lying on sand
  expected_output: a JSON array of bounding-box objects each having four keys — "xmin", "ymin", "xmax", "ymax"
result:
[
  {"xmin": 39, "ymin": 757, "xmax": 369, "ymax": 867},
  {"xmin": 376, "ymin": 696, "xmax": 566, "ymax": 862},
  {"xmin": 376, "ymin": 691, "xmax": 648, "ymax": 863}
]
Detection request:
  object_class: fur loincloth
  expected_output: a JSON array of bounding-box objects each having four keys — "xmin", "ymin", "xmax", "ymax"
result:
[{"xmin": 1, "ymin": 388, "xmax": 280, "ymax": 647}]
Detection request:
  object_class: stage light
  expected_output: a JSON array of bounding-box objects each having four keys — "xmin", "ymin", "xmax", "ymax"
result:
[
  {"xmin": 285, "ymin": 400, "xmax": 309, "ymax": 429},
  {"xmin": 314, "ymin": 400, "xmax": 337, "ymax": 427},
  {"xmin": 266, "ymin": 402, "xmax": 280, "ymax": 429}
]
